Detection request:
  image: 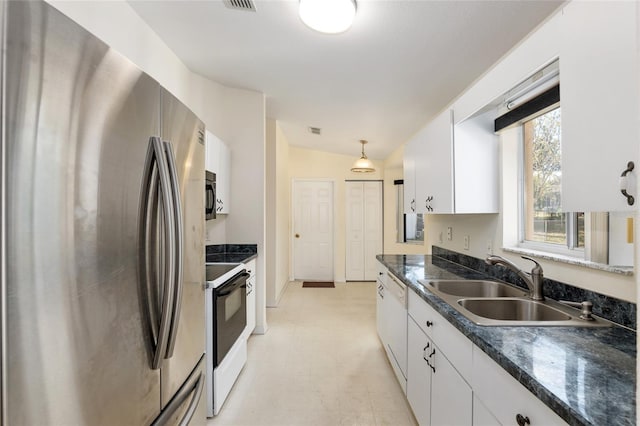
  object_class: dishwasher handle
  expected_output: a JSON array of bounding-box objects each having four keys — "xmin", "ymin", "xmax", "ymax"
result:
[{"xmin": 386, "ymin": 272, "xmax": 407, "ymax": 305}]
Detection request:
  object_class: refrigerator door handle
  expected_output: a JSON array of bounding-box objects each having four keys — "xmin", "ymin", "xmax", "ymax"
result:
[
  {"xmin": 164, "ymin": 141, "xmax": 183, "ymax": 359},
  {"xmin": 140, "ymin": 137, "xmax": 176, "ymax": 370},
  {"xmin": 151, "ymin": 361, "xmax": 205, "ymax": 426}
]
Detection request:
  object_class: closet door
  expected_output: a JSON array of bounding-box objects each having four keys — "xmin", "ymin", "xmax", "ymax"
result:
[
  {"xmin": 345, "ymin": 181, "xmax": 383, "ymax": 281},
  {"xmin": 363, "ymin": 182, "xmax": 383, "ymax": 280}
]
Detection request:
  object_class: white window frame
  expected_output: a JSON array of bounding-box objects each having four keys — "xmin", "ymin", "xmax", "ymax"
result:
[{"xmin": 516, "ymin": 106, "xmax": 586, "ymax": 258}]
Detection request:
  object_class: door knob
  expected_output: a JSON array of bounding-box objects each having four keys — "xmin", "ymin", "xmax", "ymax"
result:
[{"xmin": 295, "ymin": 234, "xmax": 300, "ymax": 238}]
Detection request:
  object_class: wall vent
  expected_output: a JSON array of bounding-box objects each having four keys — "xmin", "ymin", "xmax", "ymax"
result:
[
  {"xmin": 308, "ymin": 127, "xmax": 321, "ymax": 135},
  {"xmin": 223, "ymin": 0, "xmax": 256, "ymax": 12}
]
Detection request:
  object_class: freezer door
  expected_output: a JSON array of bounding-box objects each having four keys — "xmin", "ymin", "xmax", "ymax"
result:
[
  {"xmin": 159, "ymin": 89, "xmax": 206, "ymax": 410},
  {"xmin": 153, "ymin": 355, "xmax": 206, "ymax": 426},
  {"xmin": 2, "ymin": 2, "xmax": 163, "ymax": 424}
]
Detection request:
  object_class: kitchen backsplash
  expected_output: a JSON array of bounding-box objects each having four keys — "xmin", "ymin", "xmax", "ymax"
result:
[{"xmin": 432, "ymin": 246, "xmax": 637, "ymax": 330}]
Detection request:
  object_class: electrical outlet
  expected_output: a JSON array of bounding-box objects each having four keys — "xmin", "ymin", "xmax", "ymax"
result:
[
  {"xmin": 486, "ymin": 240, "xmax": 492, "ymax": 254},
  {"xmin": 447, "ymin": 227, "xmax": 452, "ymax": 241},
  {"xmin": 463, "ymin": 235, "xmax": 470, "ymax": 250}
]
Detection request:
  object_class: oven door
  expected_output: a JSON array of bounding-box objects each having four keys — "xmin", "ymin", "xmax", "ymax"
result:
[
  {"xmin": 205, "ymin": 171, "xmax": 216, "ymax": 220},
  {"xmin": 213, "ymin": 271, "xmax": 249, "ymax": 366}
]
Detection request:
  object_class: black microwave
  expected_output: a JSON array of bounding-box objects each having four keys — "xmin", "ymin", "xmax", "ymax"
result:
[{"xmin": 205, "ymin": 171, "xmax": 216, "ymax": 220}]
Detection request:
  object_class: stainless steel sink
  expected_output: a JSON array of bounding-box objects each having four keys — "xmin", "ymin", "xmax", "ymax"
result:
[
  {"xmin": 458, "ymin": 298, "xmax": 571, "ymax": 322},
  {"xmin": 426, "ymin": 280, "xmax": 527, "ymax": 298},
  {"xmin": 418, "ymin": 278, "xmax": 611, "ymax": 327}
]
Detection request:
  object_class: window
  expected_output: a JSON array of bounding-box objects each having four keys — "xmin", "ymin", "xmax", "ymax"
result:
[
  {"xmin": 396, "ymin": 183, "xmax": 424, "ymax": 244},
  {"xmin": 520, "ymin": 107, "xmax": 584, "ymax": 254}
]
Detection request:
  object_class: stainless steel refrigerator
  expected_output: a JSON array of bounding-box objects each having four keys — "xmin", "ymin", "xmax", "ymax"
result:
[{"xmin": 1, "ymin": 1, "xmax": 206, "ymax": 424}]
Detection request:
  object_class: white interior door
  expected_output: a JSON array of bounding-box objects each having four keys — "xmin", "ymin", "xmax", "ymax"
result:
[
  {"xmin": 293, "ymin": 180, "xmax": 334, "ymax": 281},
  {"xmin": 346, "ymin": 181, "xmax": 383, "ymax": 281}
]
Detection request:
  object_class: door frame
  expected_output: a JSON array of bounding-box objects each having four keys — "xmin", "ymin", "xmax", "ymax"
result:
[{"xmin": 290, "ymin": 178, "xmax": 336, "ymax": 282}]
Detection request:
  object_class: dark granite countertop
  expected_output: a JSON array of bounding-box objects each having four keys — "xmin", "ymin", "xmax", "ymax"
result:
[
  {"xmin": 377, "ymin": 254, "xmax": 636, "ymax": 426},
  {"xmin": 206, "ymin": 253, "xmax": 257, "ymax": 264}
]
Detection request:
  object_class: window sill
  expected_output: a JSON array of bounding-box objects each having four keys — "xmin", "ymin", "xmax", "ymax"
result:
[{"xmin": 503, "ymin": 246, "xmax": 633, "ymax": 276}]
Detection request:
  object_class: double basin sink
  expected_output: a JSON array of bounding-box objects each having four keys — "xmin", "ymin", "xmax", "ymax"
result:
[{"xmin": 419, "ymin": 279, "xmax": 610, "ymax": 327}]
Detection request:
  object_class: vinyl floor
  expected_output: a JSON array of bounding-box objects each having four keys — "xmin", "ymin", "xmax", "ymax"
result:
[{"xmin": 207, "ymin": 281, "xmax": 417, "ymax": 426}]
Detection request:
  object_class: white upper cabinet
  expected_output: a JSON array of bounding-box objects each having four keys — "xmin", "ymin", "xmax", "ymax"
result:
[
  {"xmin": 405, "ymin": 109, "xmax": 498, "ymax": 214},
  {"xmin": 403, "ymin": 134, "xmax": 419, "ymax": 214},
  {"xmin": 560, "ymin": 1, "xmax": 639, "ymax": 212},
  {"xmin": 416, "ymin": 110, "xmax": 454, "ymax": 214},
  {"xmin": 205, "ymin": 130, "xmax": 231, "ymax": 214}
]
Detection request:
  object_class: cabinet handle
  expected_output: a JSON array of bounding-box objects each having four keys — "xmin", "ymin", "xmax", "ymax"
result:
[
  {"xmin": 422, "ymin": 343, "xmax": 430, "ymax": 362},
  {"xmin": 426, "ymin": 321, "xmax": 433, "ymax": 327},
  {"xmin": 516, "ymin": 414, "xmax": 530, "ymax": 426},
  {"xmin": 620, "ymin": 161, "xmax": 635, "ymax": 206}
]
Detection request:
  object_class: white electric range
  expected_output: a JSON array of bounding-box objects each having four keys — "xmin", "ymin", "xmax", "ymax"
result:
[{"xmin": 205, "ymin": 263, "xmax": 248, "ymax": 417}]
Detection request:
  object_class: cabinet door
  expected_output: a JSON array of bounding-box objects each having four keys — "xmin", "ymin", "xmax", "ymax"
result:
[
  {"xmin": 217, "ymin": 141, "xmax": 230, "ymax": 214},
  {"xmin": 376, "ymin": 262, "xmax": 388, "ymax": 344},
  {"xmin": 453, "ymin": 110, "xmax": 499, "ymax": 213},
  {"xmin": 473, "ymin": 395, "xmax": 501, "ymax": 426},
  {"xmin": 560, "ymin": 1, "xmax": 638, "ymax": 212},
  {"xmin": 205, "ymin": 130, "xmax": 220, "ymax": 173},
  {"xmin": 472, "ymin": 346, "xmax": 566, "ymax": 426},
  {"xmin": 407, "ymin": 318, "xmax": 432, "ymax": 426},
  {"xmin": 418, "ymin": 109, "xmax": 454, "ymax": 214},
  {"xmin": 430, "ymin": 346, "xmax": 472, "ymax": 426},
  {"xmin": 245, "ymin": 275, "xmax": 256, "ymax": 336},
  {"xmin": 403, "ymin": 137, "xmax": 418, "ymax": 214}
]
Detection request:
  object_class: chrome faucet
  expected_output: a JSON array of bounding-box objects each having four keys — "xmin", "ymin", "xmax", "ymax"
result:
[{"xmin": 485, "ymin": 255, "xmax": 544, "ymax": 301}]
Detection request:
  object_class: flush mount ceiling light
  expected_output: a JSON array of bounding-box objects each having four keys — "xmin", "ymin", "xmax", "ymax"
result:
[
  {"xmin": 351, "ymin": 140, "xmax": 375, "ymax": 173},
  {"xmin": 299, "ymin": 0, "xmax": 357, "ymax": 34}
]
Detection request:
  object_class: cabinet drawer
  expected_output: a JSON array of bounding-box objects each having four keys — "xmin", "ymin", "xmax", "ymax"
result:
[
  {"xmin": 408, "ymin": 291, "xmax": 472, "ymax": 382},
  {"xmin": 472, "ymin": 345, "xmax": 567, "ymax": 426}
]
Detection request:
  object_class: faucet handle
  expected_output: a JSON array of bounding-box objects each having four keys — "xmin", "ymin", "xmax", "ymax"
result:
[{"xmin": 521, "ymin": 256, "xmax": 542, "ymax": 274}]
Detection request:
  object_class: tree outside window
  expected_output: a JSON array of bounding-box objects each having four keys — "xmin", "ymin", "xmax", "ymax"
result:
[{"xmin": 523, "ymin": 108, "xmax": 584, "ymax": 248}]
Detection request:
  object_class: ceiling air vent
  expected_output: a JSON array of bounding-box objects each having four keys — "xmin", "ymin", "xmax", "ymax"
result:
[
  {"xmin": 223, "ymin": 0, "xmax": 256, "ymax": 12},
  {"xmin": 308, "ymin": 127, "xmax": 321, "ymax": 135}
]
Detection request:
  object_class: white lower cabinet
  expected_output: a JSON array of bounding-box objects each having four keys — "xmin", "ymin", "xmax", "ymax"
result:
[
  {"xmin": 472, "ymin": 346, "xmax": 566, "ymax": 426},
  {"xmin": 376, "ymin": 262, "xmax": 408, "ymax": 393},
  {"xmin": 406, "ymin": 290, "xmax": 567, "ymax": 426},
  {"xmin": 473, "ymin": 395, "xmax": 500, "ymax": 426},
  {"xmin": 407, "ymin": 316, "xmax": 472, "ymax": 426},
  {"xmin": 242, "ymin": 259, "xmax": 256, "ymax": 340},
  {"xmin": 407, "ymin": 318, "xmax": 432, "ymax": 425}
]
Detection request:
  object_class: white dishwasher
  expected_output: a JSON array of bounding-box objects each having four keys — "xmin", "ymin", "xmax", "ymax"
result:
[{"xmin": 384, "ymin": 271, "xmax": 408, "ymax": 393}]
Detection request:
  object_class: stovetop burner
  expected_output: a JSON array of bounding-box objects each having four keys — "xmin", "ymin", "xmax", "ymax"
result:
[{"xmin": 206, "ymin": 263, "xmax": 242, "ymax": 282}]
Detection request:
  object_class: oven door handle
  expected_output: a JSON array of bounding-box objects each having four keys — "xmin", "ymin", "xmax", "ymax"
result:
[{"xmin": 216, "ymin": 272, "xmax": 250, "ymax": 297}]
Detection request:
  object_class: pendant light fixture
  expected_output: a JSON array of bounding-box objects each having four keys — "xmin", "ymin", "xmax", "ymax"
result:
[
  {"xmin": 351, "ymin": 140, "xmax": 375, "ymax": 173},
  {"xmin": 299, "ymin": 0, "xmax": 357, "ymax": 34}
]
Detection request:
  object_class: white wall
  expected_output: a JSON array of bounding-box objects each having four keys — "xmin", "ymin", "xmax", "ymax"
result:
[
  {"xmin": 288, "ymin": 146, "xmax": 384, "ymax": 282},
  {"xmin": 222, "ymin": 90, "xmax": 267, "ymax": 332},
  {"xmin": 48, "ymin": 0, "xmax": 270, "ymax": 331},
  {"xmin": 265, "ymin": 119, "xmax": 291, "ymax": 306}
]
